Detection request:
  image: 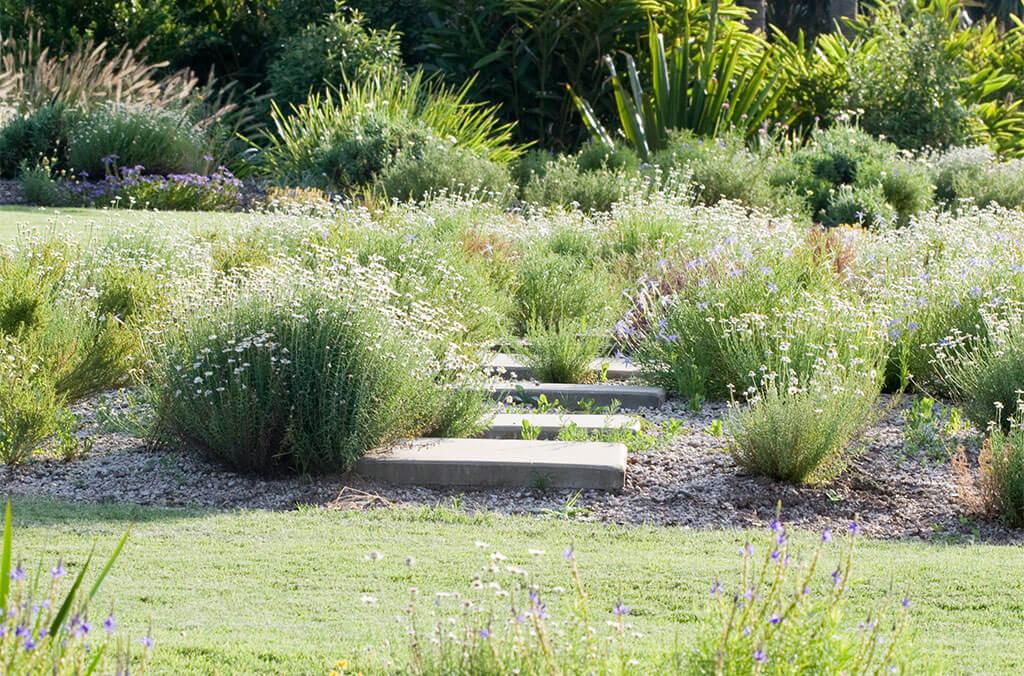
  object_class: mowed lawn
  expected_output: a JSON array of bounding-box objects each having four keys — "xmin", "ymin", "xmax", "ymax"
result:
[
  {"xmin": 5, "ymin": 498, "xmax": 1023, "ymax": 674},
  {"xmin": 0, "ymin": 206, "xmax": 293, "ymax": 242}
]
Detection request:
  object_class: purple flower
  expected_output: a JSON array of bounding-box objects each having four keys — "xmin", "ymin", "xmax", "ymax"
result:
[
  {"xmin": 478, "ymin": 628, "xmax": 490, "ymax": 639},
  {"xmin": 848, "ymin": 521, "xmax": 860, "ymax": 536},
  {"xmin": 104, "ymin": 614, "xmax": 116, "ymax": 634},
  {"xmin": 769, "ymin": 520, "xmax": 783, "ymax": 535},
  {"xmin": 769, "ymin": 613, "xmax": 781, "ymax": 625},
  {"xmin": 612, "ymin": 602, "xmax": 630, "ymax": 617},
  {"xmin": 23, "ymin": 636, "xmax": 36, "ymax": 652},
  {"xmin": 710, "ymin": 580, "xmax": 723, "ymax": 595},
  {"xmin": 771, "ymin": 549, "xmax": 781, "ymax": 562},
  {"xmin": 901, "ymin": 597, "xmax": 911, "ymax": 609},
  {"xmin": 563, "ymin": 546, "xmax": 574, "ymax": 561},
  {"xmin": 754, "ymin": 647, "xmax": 767, "ymax": 663},
  {"xmin": 140, "ymin": 636, "xmax": 154, "ymax": 650},
  {"xmin": 822, "ymin": 528, "xmax": 832, "ymax": 543},
  {"xmin": 51, "ymin": 561, "xmax": 66, "ymax": 579},
  {"xmin": 832, "ymin": 569, "xmax": 842, "ymax": 586},
  {"xmin": 10, "ymin": 564, "xmax": 24, "ymax": 581}
]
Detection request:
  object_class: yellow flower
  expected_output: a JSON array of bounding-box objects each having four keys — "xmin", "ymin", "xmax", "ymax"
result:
[{"xmin": 335, "ymin": 659, "xmax": 349, "ymax": 670}]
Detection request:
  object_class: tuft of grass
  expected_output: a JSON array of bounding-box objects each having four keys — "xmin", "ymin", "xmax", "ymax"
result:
[{"xmin": 521, "ymin": 319, "xmax": 603, "ymax": 384}]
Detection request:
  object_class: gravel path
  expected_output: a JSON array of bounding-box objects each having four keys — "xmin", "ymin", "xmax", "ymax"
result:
[{"xmin": 1, "ymin": 395, "xmax": 1018, "ymax": 543}]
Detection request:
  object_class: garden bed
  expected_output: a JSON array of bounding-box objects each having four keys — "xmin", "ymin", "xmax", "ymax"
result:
[{"xmin": 2, "ymin": 395, "xmax": 1014, "ymax": 543}]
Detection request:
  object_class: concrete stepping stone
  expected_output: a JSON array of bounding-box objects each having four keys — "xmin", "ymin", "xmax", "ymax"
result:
[
  {"xmin": 482, "ymin": 413, "xmax": 640, "ymax": 440},
  {"xmin": 489, "ymin": 382, "xmax": 665, "ymax": 409},
  {"xmin": 485, "ymin": 353, "xmax": 639, "ymax": 381},
  {"xmin": 356, "ymin": 438, "xmax": 626, "ymax": 490}
]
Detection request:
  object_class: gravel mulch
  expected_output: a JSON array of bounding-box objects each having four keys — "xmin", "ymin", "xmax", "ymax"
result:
[{"xmin": 1, "ymin": 395, "xmax": 1019, "ymax": 543}]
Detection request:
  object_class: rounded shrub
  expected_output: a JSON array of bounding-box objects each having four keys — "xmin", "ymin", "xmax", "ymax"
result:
[
  {"xmin": 149, "ymin": 278, "xmax": 486, "ymax": 475},
  {"xmin": 511, "ymin": 251, "xmax": 619, "ymax": 335},
  {"xmin": 67, "ymin": 104, "xmax": 208, "ymax": 177},
  {"xmin": 821, "ymin": 183, "xmax": 896, "ymax": 228},
  {"xmin": 653, "ymin": 130, "xmax": 781, "ymax": 211},
  {"xmin": 930, "ymin": 146, "xmax": 1024, "ymax": 210},
  {"xmin": 267, "ymin": 10, "xmax": 401, "ymax": 108},
  {"xmin": 0, "ymin": 104, "xmax": 78, "ymax": 178},
  {"xmin": 574, "ymin": 141, "xmax": 639, "ymax": 173},
  {"xmin": 377, "ymin": 138, "xmax": 513, "ymax": 202},
  {"xmin": 521, "ymin": 158, "xmax": 627, "ymax": 212}
]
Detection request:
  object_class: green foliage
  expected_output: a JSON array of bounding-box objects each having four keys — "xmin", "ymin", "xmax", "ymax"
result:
[
  {"xmin": 930, "ymin": 146, "xmax": 1024, "ymax": 210},
  {"xmin": 0, "ymin": 104, "xmax": 77, "ymax": 178},
  {"xmin": 19, "ymin": 161, "xmax": 66, "ymax": 207},
  {"xmin": 821, "ymin": 183, "xmax": 895, "ymax": 228},
  {"xmin": 772, "ymin": 125, "xmax": 933, "ymax": 226},
  {"xmin": 571, "ymin": 4, "xmax": 787, "ymax": 160},
  {"xmin": 521, "ymin": 157, "xmax": 630, "ymax": 212},
  {"xmin": 574, "ymin": 140, "xmax": 640, "ymax": 173},
  {"xmin": 511, "ymin": 252, "xmax": 618, "ymax": 335},
  {"xmin": 267, "ymin": 10, "xmax": 401, "ymax": 109},
  {"xmin": 978, "ymin": 416, "xmax": 1024, "ymax": 526},
  {"xmin": 0, "ymin": 339, "xmax": 63, "ymax": 465},
  {"xmin": 727, "ymin": 356, "xmax": 882, "ymax": 485},
  {"xmin": 0, "ymin": 501, "xmax": 140, "ymax": 670},
  {"xmin": 377, "ymin": 139, "xmax": 513, "ymax": 203},
  {"xmin": 258, "ymin": 69, "xmax": 524, "ymax": 193},
  {"xmin": 689, "ymin": 522, "xmax": 918, "ymax": 672},
  {"xmin": 653, "ymin": 130, "xmax": 784, "ymax": 210},
  {"xmin": 150, "ymin": 282, "xmax": 486, "ymax": 475},
  {"xmin": 934, "ymin": 303, "xmax": 1024, "ymax": 430},
  {"xmin": 68, "ymin": 104, "xmax": 208, "ymax": 177},
  {"xmin": 521, "ymin": 319, "xmax": 604, "ymax": 384},
  {"xmin": 845, "ymin": 6, "xmax": 971, "ymax": 149}
]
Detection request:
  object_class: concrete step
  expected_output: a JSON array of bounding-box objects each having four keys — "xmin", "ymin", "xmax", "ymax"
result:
[
  {"xmin": 489, "ymin": 382, "xmax": 665, "ymax": 410},
  {"xmin": 486, "ymin": 353, "xmax": 639, "ymax": 381},
  {"xmin": 481, "ymin": 413, "xmax": 640, "ymax": 440},
  {"xmin": 356, "ymin": 437, "xmax": 626, "ymax": 490}
]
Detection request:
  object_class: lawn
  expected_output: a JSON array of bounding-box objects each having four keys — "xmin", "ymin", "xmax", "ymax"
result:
[
  {"xmin": 0, "ymin": 206, "xmax": 278, "ymax": 242},
  {"xmin": 7, "ymin": 498, "xmax": 1023, "ymax": 674}
]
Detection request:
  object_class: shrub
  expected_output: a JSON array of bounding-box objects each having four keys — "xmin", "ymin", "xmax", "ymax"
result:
[
  {"xmin": 653, "ymin": 130, "xmax": 783, "ymax": 211},
  {"xmin": 67, "ymin": 104, "xmax": 209, "ymax": 178},
  {"xmin": 521, "ymin": 158, "xmax": 628, "ymax": 212},
  {"xmin": 0, "ymin": 103, "xmax": 77, "ymax": 177},
  {"xmin": 726, "ymin": 355, "xmax": 883, "ymax": 485},
  {"xmin": 511, "ymin": 252, "xmax": 618, "ymax": 336},
  {"xmin": 521, "ymin": 319, "xmax": 603, "ymax": 384},
  {"xmin": 977, "ymin": 418, "xmax": 1024, "ymax": 526},
  {"xmin": 930, "ymin": 146, "xmax": 1024, "ymax": 210},
  {"xmin": 149, "ymin": 272, "xmax": 486, "ymax": 475},
  {"xmin": 821, "ymin": 183, "xmax": 895, "ymax": 228},
  {"xmin": 574, "ymin": 140, "xmax": 639, "ymax": 173},
  {"xmin": 258, "ymin": 69, "xmax": 524, "ymax": 192},
  {"xmin": 689, "ymin": 521, "xmax": 918, "ymax": 672},
  {"xmin": 267, "ymin": 10, "xmax": 401, "ymax": 108},
  {"xmin": 0, "ymin": 338, "xmax": 62, "ymax": 465},
  {"xmin": 772, "ymin": 125, "xmax": 932, "ymax": 226},
  {"xmin": 934, "ymin": 303, "xmax": 1024, "ymax": 430},
  {"xmin": 19, "ymin": 160, "xmax": 67, "ymax": 206},
  {"xmin": 0, "ymin": 501, "xmax": 147, "ymax": 670},
  {"xmin": 844, "ymin": 4, "xmax": 971, "ymax": 150},
  {"xmin": 377, "ymin": 139, "xmax": 513, "ymax": 203}
]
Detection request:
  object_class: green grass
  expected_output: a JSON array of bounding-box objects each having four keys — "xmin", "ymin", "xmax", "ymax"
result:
[
  {"xmin": 0, "ymin": 206, "xmax": 276, "ymax": 242},
  {"xmin": 5, "ymin": 498, "xmax": 1023, "ymax": 674}
]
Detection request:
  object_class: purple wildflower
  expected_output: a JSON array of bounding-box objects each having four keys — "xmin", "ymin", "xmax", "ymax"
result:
[
  {"xmin": 140, "ymin": 636, "xmax": 154, "ymax": 650},
  {"xmin": 901, "ymin": 597, "xmax": 911, "ymax": 609},
  {"xmin": 612, "ymin": 602, "xmax": 630, "ymax": 617},
  {"xmin": 563, "ymin": 546, "xmax": 574, "ymax": 561},
  {"xmin": 478, "ymin": 628, "xmax": 490, "ymax": 639},
  {"xmin": 769, "ymin": 613, "xmax": 781, "ymax": 625},
  {"xmin": 848, "ymin": 521, "xmax": 860, "ymax": 536},
  {"xmin": 51, "ymin": 561, "xmax": 66, "ymax": 579},
  {"xmin": 822, "ymin": 528, "xmax": 832, "ymax": 543},
  {"xmin": 754, "ymin": 647, "xmax": 767, "ymax": 663},
  {"xmin": 10, "ymin": 563, "xmax": 25, "ymax": 581},
  {"xmin": 832, "ymin": 569, "xmax": 842, "ymax": 586},
  {"xmin": 710, "ymin": 580, "xmax": 723, "ymax": 595},
  {"xmin": 104, "ymin": 614, "xmax": 116, "ymax": 634}
]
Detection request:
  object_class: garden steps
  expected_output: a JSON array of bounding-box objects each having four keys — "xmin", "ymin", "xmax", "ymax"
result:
[
  {"xmin": 485, "ymin": 353, "xmax": 639, "ymax": 381},
  {"xmin": 355, "ymin": 437, "xmax": 627, "ymax": 490},
  {"xmin": 480, "ymin": 413, "xmax": 641, "ymax": 440},
  {"xmin": 488, "ymin": 382, "xmax": 665, "ymax": 410}
]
